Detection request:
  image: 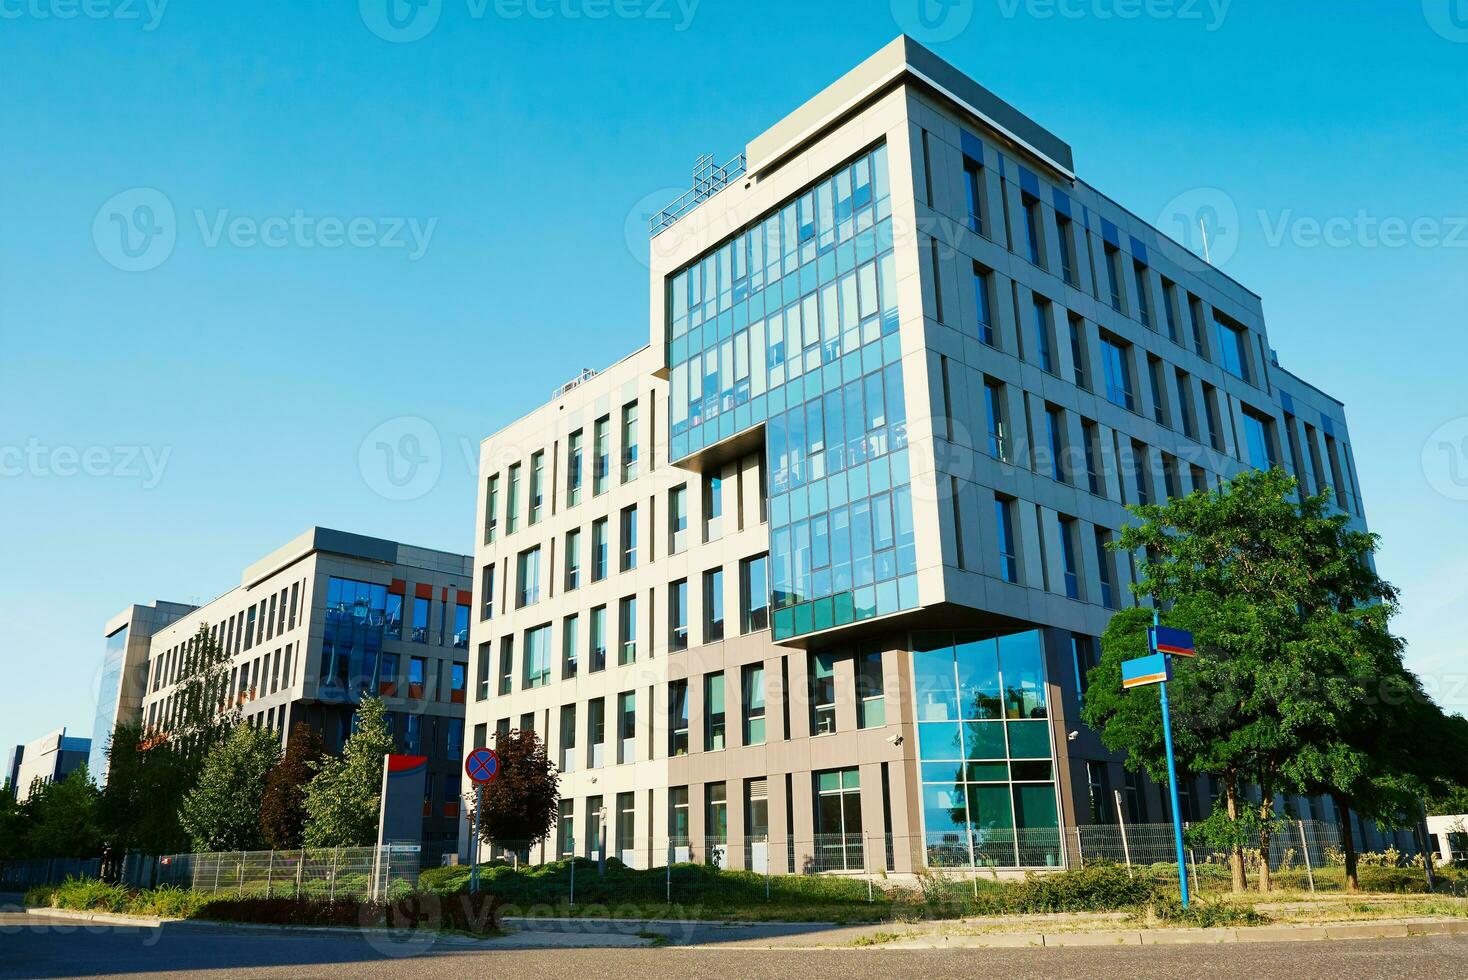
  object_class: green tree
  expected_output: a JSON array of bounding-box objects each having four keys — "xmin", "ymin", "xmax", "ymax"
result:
[
  {"xmin": 0, "ymin": 782, "xmax": 23, "ymax": 861},
  {"xmin": 180, "ymin": 724, "xmax": 282, "ymax": 852},
  {"xmin": 302, "ymin": 696, "xmax": 395, "ymax": 847},
  {"xmin": 22, "ymin": 767, "xmax": 103, "ymax": 858},
  {"xmin": 260, "ymin": 722, "xmax": 324, "ymax": 849},
  {"xmin": 1085, "ymin": 468, "xmax": 1404, "ymax": 892},
  {"xmin": 469, "ymin": 729, "xmax": 560, "ymax": 850},
  {"xmin": 98, "ymin": 723, "xmax": 194, "ymax": 857}
]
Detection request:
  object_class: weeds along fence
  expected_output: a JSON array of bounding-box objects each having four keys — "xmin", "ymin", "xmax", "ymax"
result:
[{"xmin": 141, "ymin": 846, "xmax": 422, "ymax": 900}]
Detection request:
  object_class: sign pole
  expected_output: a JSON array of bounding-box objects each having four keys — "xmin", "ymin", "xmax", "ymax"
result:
[
  {"xmin": 1154, "ymin": 610, "xmax": 1190, "ymax": 909},
  {"xmin": 471, "ymin": 783, "xmax": 482, "ymax": 895}
]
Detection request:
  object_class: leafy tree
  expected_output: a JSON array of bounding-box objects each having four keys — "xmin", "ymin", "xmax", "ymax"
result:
[
  {"xmin": 1085, "ymin": 469, "xmax": 1406, "ymax": 892},
  {"xmin": 469, "ymin": 729, "xmax": 560, "ymax": 850},
  {"xmin": 260, "ymin": 722, "xmax": 324, "ymax": 849},
  {"xmin": 302, "ymin": 696, "xmax": 395, "ymax": 847},
  {"xmin": 0, "ymin": 782, "xmax": 22, "ymax": 861},
  {"xmin": 98, "ymin": 723, "xmax": 194, "ymax": 857},
  {"xmin": 180, "ymin": 724, "xmax": 282, "ymax": 852},
  {"xmin": 22, "ymin": 767, "xmax": 103, "ymax": 858},
  {"xmin": 165, "ymin": 623, "xmax": 239, "ymax": 765},
  {"xmin": 1427, "ymin": 781, "xmax": 1468, "ymax": 818}
]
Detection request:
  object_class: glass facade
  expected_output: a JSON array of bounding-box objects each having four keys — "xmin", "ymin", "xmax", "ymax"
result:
[
  {"xmin": 912, "ymin": 629, "xmax": 1061, "ymax": 868},
  {"xmin": 321, "ymin": 576, "xmax": 389, "ymax": 702},
  {"xmin": 90, "ymin": 626, "xmax": 128, "ymax": 781},
  {"xmin": 664, "ymin": 143, "xmax": 912, "ymax": 640}
]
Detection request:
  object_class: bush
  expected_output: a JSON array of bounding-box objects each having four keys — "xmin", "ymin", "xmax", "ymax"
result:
[
  {"xmin": 47, "ymin": 876, "xmax": 133, "ymax": 913},
  {"xmin": 1144, "ymin": 895, "xmax": 1270, "ymax": 927}
]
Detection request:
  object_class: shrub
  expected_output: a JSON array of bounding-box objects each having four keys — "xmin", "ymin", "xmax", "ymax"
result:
[
  {"xmin": 194, "ymin": 892, "xmax": 505, "ymax": 934},
  {"xmin": 1144, "ymin": 895, "xmax": 1270, "ymax": 927},
  {"xmin": 49, "ymin": 876, "xmax": 132, "ymax": 913}
]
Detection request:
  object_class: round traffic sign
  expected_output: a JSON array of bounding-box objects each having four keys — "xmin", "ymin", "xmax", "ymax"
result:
[{"xmin": 465, "ymin": 747, "xmax": 499, "ymax": 784}]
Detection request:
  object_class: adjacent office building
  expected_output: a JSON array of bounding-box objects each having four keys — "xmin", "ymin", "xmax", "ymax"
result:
[
  {"xmin": 123, "ymin": 528, "xmax": 473, "ymax": 862},
  {"xmin": 95, "ymin": 601, "xmax": 198, "ymax": 785},
  {"xmin": 468, "ymin": 36, "xmax": 1380, "ymax": 872},
  {"xmin": 7, "ymin": 728, "xmax": 92, "ymax": 802}
]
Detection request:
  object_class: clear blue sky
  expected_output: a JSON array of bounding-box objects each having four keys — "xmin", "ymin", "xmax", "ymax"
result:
[{"xmin": 3, "ymin": 1, "xmax": 1466, "ymax": 762}]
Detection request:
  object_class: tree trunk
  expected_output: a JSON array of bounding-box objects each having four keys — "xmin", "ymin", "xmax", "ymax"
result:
[
  {"xmin": 1225, "ymin": 776, "xmax": 1247, "ymax": 893},
  {"xmin": 1335, "ymin": 794, "xmax": 1359, "ymax": 892},
  {"xmin": 1256, "ymin": 796, "xmax": 1274, "ymax": 894}
]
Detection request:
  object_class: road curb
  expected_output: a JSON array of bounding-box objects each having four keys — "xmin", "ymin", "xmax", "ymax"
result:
[
  {"xmin": 875, "ymin": 917, "xmax": 1468, "ymax": 950},
  {"xmin": 23, "ymin": 907, "xmax": 163, "ymax": 928}
]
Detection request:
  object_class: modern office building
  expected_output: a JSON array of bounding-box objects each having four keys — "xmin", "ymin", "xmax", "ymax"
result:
[
  {"xmin": 129, "ymin": 527, "xmax": 473, "ymax": 862},
  {"xmin": 95, "ymin": 600, "xmax": 198, "ymax": 785},
  {"xmin": 463, "ymin": 36, "xmax": 1385, "ymax": 874},
  {"xmin": 8, "ymin": 728, "xmax": 92, "ymax": 802}
]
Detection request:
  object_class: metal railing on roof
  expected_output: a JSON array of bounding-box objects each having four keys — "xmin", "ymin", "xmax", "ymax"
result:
[
  {"xmin": 553, "ymin": 368, "xmax": 599, "ymax": 399},
  {"xmin": 649, "ymin": 152, "xmax": 747, "ymax": 236}
]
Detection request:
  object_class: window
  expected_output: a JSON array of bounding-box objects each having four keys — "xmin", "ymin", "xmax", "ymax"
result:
[
  {"xmin": 1068, "ymin": 315, "xmax": 1089, "ymax": 390},
  {"xmin": 496, "ymin": 639, "xmax": 513, "ymax": 696},
  {"xmin": 524, "ymin": 624, "xmax": 551, "ymax": 689},
  {"xmin": 1100, "ymin": 335, "xmax": 1135, "ymax": 411},
  {"xmin": 592, "ymin": 415, "xmax": 610, "ymax": 496},
  {"xmin": 857, "ymin": 648, "xmax": 885, "ymax": 728},
  {"xmin": 480, "ymin": 564, "xmax": 494, "ymax": 621},
  {"xmin": 1147, "ymin": 356, "xmax": 1167, "ymax": 425},
  {"xmin": 1094, "ymin": 529, "xmax": 1116, "ymax": 608},
  {"xmin": 619, "ymin": 505, "xmax": 638, "ymax": 571},
  {"xmin": 453, "ymin": 603, "xmax": 469, "ymax": 649},
  {"xmin": 617, "ymin": 595, "xmax": 637, "ymax": 665},
  {"xmin": 1162, "ymin": 453, "xmax": 1182, "ymax": 500},
  {"xmin": 616, "ymin": 691, "xmax": 636, "ymax": 764},
  {"xmin": 1031, "ymin": 297, "xmax": 1055, "ymax": 373},
  {"xmin": 706, "ymin": 782, "xmax": 728, "ymax": 845},
  {"xmin": 702, "ymin": 568, "xmax": 724, "ymax": 642},
  {"xmin": 739, "ymin": 553, "xmax": 770, "ymax": 633},
  {"xmin": 450, "ymin": 661, "xmax": 467, "ymax": 703},
  {"xmin": 506, "ymin": 462, "xmax": 521, "ymax": 533},
  {"xmin": 566, "ymin": 429, "xmax": 584, "ymax": 506},
  {"xmin": 411, "ymin": 596, "xmax": 429, "ymax": 643},
  {"xmin": 485, "ymin": 474, "xmax": 500, "ymax": 542},
  {"xmin": 1055, "ymin": 213, "xmax": 1076, "ymax": 285},
  {"xmin": 562, "ymin": 614, "xmax": 579, "ymax": 679},
  {"xmin": 983, "ymin": 380, "xmax": 1009, "ymax": 461},
  {"xmin": 528, "ymin": 450, "xmax": 545, "ymax": 524},
  {"xmin": 1131, "ymin": 441, "xmax": 1152, "ymax": 505},
  {"xmin": 1103, "ymin": 244, "xmax": 1123, "ymax": 311},
  {"xmin": 1242, "ymin": 409, "xmax": 1277, "ymax": 471},
  {"xmin": 1070, "ymin": 632, "xmax": 1098, "ymax": 701},
  {"xmin": 669, "ymin": 680, "xmax": 689, "ymax": 756},
  {"xmin": 1161, "ymin": 279, "xmax": 1180, "ymax": 342},
  {"xmin": 620, "ymin": 402, "xmax": 639, "ymax": 482},
  {"xmin": 703, "ymin": 473, "xmax": 723, "ymax": 541},
  {"xmin": 814, "ymin": 768, "xmax": 862, "ymax": 870},
  {"xmin": 1058, "ymin": 516, "xmax": 1081, "ymax": 599},
  {"xmin": 1133, "ymin": 262, "xmax": 1152, "ymax": 328},
  {"xmin": 668, "ymin": 484, "xmax": 688, "ymax": 553},
  {"xmin": 1021, "ymin": 192, "xmax": 1042, "ymax": 266},
  {"xmin": 587, "ymin": 698, "xmax": 605, "ymax": 769},
  {"xmin": 963, "ymin": 156, "xmax": 985, "ymax": 235},
  {"xmin": 1175, "ymin": 369, "xmax": 1197, "ymax": 440},
  {"xmin": 1214, "ymin": 314, "xmax": 1251, "ymax": 381},
  {"xmin": 564, "ymin": 528, "xmax": 581, "ymax": 590},
  {"xmin": 556, "ymin": 799, "xmax": 574, "ymax": 857},
  {"xmin": 1202, "ymin": 384, "xmax": 1224, "ymax": 451},
  {"xmin": 615, "ymin": 792, "xmax": 635, "ymax": 861},
  {"xmin": 669, "ymin": 578, "xmax": 689, "ymax": 651},
  {"xmin": 1124, "ymin": 769, "xmax": 1148, "ymax": 823},
  {"xmin": 591, "ymin": 518, "xmax": 608, "ymax": 581},
  {"xmin": 408, "ymin": 656, "xmax": 426, "ymax": 699},
  {"xmin": 1044, "ymin": 407, "xmax": 1067, "ymax": 483},
  {"xmin": 704, "ymin": 672, "xmax": 726, "ymax": 751},
  {"xmin": 994, "ymin": 496, "xmax": 1018, "ymax": 583},
  {"xmin": 741, "ymin": 663, "xmax": 766, "ymax": 745},
  {"xmin": 972, "ymin": 263, "xmax": 996, "ymax": 346},
  {"xmin": 474, "ymin": 642, "xmax": 490, "ymax": 701},
  {"xmin": 810, "ymin": 654, "xmax": 836, "ymax": 735},
  {"xmin": 515, "ymin": 547, "xmax": 541, "ymax": 608},
  {"xmin": 589, "ymin": 605, "xmax": 607, "ymax": 672},
  {"xmin": 669, "ymin": 786, "xmax": 689, "ymax": 844},
  {"xmin": 927, "ymin": 237, "xmax": 945, "ymax": 323},
  {"xmin": 1087, "ymin": 761, "xmax": 1113, "ymax": 824},
  {"xmin": 745, "ymin": 778, "xmax": 769, "ymax": 842}
]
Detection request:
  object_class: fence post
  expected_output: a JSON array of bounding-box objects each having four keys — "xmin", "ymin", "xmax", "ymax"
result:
[
  {"xmin": 329, "ymin": 847, "xmax": 339, "ymax": 902},
  {"xmin": 1297, "ymin": 821, "xmax": 1316, "ymax": 893},
  {"xmin": 1075, "ymin": 826, "xmax": 1084, "ymax": 869},
  {"xmin": 213, "ymin": 855, "xmax": 221, "ymax": 895},
  {"xmin": 295, "ymin": 849, "xmax": 304, "ymax": 899},
  {"xmin": 765, "ymin": 840, "xmax": 771, "ymax": 901},
  {"xmin": 1113, "ymin": 790, "xmax": 1133, "ymax": 877},
  {"xmin": 865, "ymin": 835, "xmax": 873, "ymax": 903},
  {"xmin": 1188, "ymin": 848, "xmax": 1201, "ymax": 898},
  {"xmin": 265, "ymin": 851, "xmax": 274, "ymax": 898},
  {"xmin": 568, "ymin": 838, "xmax": 575, "ymax": 908},
  {"xmin": 665, "ymin": 842, "xmax": 672, "ymax": 904},
  {"xmin": 237, "ymin": 852, "xmax": 245, "ymax": 895}
]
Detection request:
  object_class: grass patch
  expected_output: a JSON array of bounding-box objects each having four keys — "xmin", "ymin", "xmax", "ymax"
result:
[
  {"xmin": 634, "ymin": 929, "xmax": 669, "ymax": 946},
  {"xmin": 850, "ymin": 930, "xmax": 906, "ymax": 946},
  {"xmin": 1138, "ymin": 895, "xmax": 1270, "ymax": 928}
]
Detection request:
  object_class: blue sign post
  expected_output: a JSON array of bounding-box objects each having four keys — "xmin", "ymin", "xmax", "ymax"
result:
[
  {"xmin": 1121, "ymin": 615, "xmax": 1194, "ymax": 908},
  {"xmin": 464, "ymin": 747, "xmax": 500, "ymax": 896}
]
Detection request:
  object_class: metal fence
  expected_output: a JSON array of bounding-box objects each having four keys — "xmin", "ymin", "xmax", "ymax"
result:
[
  {"xmin": 0, "ymin": 857, "xmax": 101, "ymax": 890},
  {"xmin": 149, "ymin": 846, "xmax": 421, "ymax": 900}
]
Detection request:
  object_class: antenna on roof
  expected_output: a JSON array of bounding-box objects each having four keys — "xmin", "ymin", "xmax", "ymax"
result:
[{"xmin": 1199, "ymin": 219, "xmax": 1213, "ymax": 265}]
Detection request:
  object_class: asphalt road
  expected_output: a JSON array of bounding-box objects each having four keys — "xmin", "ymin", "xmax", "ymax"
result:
[{"xmin": 3, "ymin": 911, "xmax": 1468, "ymax": 980}]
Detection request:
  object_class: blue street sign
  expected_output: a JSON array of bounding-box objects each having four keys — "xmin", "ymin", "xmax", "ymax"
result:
[
  {"xmin": 1121, "ymin": 652, "xmax": 1172, "ymax": 689},
  {"xmin": 465, "ymin": 747, "xmax": 499, "ymax": 785},
  {"xmin": 1150, "ymin": 625, "xmax": 1196, "ymax": 657}
]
